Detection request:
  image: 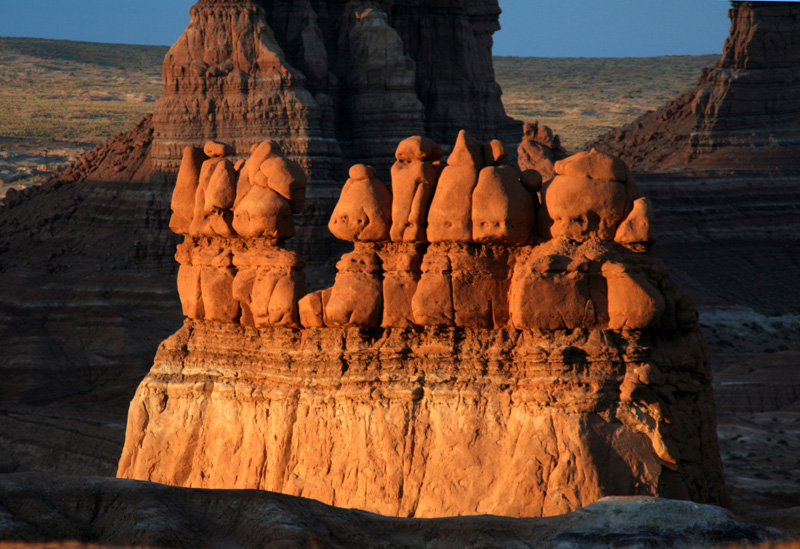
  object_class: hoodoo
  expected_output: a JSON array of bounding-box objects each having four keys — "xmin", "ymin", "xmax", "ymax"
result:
[
  {"xmin": 152, "ymin": 0, "xmax": 518, "ymax": 281},
  {"xmin": 118, "ymin": 133, "xmax": 728, "ymax": 518}
]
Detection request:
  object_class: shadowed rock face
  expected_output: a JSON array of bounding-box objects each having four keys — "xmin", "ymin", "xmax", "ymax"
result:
[
  {"xmin": 152, "ymin": 0, "xmax": 518, "ymax": 279},
  {"xmin": 0, "ymin": 1, "xmax": 517, "ymax": 479},
  {"xmin": 118, "ymin": 136, "xmax": 729, "ymax": 518},
  {"xmin": 589, "ymin": 1, "xmax": 800, "ymax": 171},
  {"xmin": 0, "ymin": 475, "xmax": 784, "ymax": 548}
]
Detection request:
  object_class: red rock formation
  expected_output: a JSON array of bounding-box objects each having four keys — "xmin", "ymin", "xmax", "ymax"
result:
[
  {"xmin": 118, "ymin": 133, "xmax": 728, "ymax": 518},
  {"xmin": 588, "ymin": 1, "xmax": 800, "ymax": 171},
  {"xmin": 151, "ymin": 0, "xmax": 519, "ymax": 283}
]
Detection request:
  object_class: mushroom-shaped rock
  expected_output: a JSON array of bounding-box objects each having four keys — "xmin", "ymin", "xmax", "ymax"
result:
[
  {"xmin": 259, "ymin": 156, "xmax": 307, "ymax": 213},
  {"xmin": 203, "ymin": 140, "xmax": 235, "ymax": 158},
  {"xmin": 390, "ymin": 136, "xmax": 443, "ymax": 242},
  {"xmin": 329, "ymin": 164, "xmax": 392, "ymax": 242},
  {"xmin": 615, "ymin": 197, "xmax": 656, "ymax": 247},
  {"xmin": 170, "ymin": 146, "xmax": 208, "ymax": 235},
  {"xmin": 554, "ymin": 148, "xmax": 627, "ymax": 182},
  {"xmin": 472, "ymin": 165, "xmax": 535, "ymax": 245},
  {"xmin": 427, "ymin": 130, "xmax": 485, "ymax": 242},
  {"xmin": 540, "ymin": 175, "xmax": 628, "ymax": 242}
]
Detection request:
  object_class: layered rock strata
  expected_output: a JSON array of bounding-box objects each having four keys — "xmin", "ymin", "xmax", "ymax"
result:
[
  {"xmin": 119, "ymin": 133, "xmax": 728, "ymax": 518},
  {"xmin": 589, "ymin": 1, "xmax": 800, "ymax": 171},
  {"xmin": 153, "ymin": 0, "xmax": 518, "ymax": 277}
]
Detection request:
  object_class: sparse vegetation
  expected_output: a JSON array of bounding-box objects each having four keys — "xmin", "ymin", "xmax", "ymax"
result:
[
  {"xmin": 494, "ymin": 54, "xmax": 718, "ymax": 149},
  {"xmin": 0, "ymin": 37, "xmax": 165, "ymax": 146}
]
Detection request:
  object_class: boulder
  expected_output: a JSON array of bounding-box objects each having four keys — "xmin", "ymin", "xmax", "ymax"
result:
[{"xmin": 328, "ymin": 165, "xmax": 392, "ymax": 242}]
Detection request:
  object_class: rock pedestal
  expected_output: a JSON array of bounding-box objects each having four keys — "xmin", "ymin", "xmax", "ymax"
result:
[{"xmin": 118, "ymin": 134, "xmax": 729, "ymax": 518}]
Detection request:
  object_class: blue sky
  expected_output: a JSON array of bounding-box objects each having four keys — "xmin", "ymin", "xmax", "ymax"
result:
[{"xmin": 0, "ymin": 0, "xmax": 733, "ymax": 58}]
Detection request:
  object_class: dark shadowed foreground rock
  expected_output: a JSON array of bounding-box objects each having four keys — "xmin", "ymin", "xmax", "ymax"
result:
[{"xmin": 0, "ymin": 474, "xmax": 785, "ymax": 549}]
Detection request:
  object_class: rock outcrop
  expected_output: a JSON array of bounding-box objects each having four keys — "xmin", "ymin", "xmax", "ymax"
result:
[
  {"xmin": 0, "ymin": 1, "xmax": 518, "ymax": 480},
  {"xmin": 118, "ymin": 133, "xmax": 728, "ymax": 518},
  {"xmin": 153, "ymin": 0, "xmax": 519, "ymax": 282},
  {"xmin": 589, "ymin": 1, "xmax": 800, "ymax": 171},
  {"xmin": 0, "ymin": 474, "xmax": 785, "ymax": 548}
]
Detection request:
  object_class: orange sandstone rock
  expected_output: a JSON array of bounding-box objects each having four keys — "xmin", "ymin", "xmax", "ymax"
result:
[
  {"xmin": 390, "ymin": 136, "xmax": 443, "ymax": 242},
  {"xmin": 259, "ymin": 156, "xmax": 307, "ymax": 214},
  {"xmin": 234, "ymin": 140, "xmax": 282, "ymax": 209},
  {"xmin": 329, "ymin": 165, "xmax": 392, "ymax": 242},
  {"xmin": 615, "ymin": 197, "xmax": 656, "ymax": 247},
  {"xmin": 554, "ymin": 148, "xmax": 628, "ymax": 183},
  {"xmin": 427, "ymin": 130, "xmax": 485, "ymax": 242},
  {"xmin": 119, "ymin": 131, "xmax": 728, "ymax": 521},
  {"xmin": 233, "ymin": 186, "xmax": 294, "ymax": 239},
  {"xmin": 169, "ymin": 146, "xmax": 207, "ymax": 235},
  {"xmin": 471, "ymin": 165, "xmax": 535, "ymax": 246},
  {"xmin": 540, "ymin": 175, "xmax": 627, "ymax": 242},
  {"xmin": 325, "ymin": 249, "xmax": 383, "ymax": 327},
  {"xmin": 517, "ymin": 120, "xmax": 567, "ymax": 182}
]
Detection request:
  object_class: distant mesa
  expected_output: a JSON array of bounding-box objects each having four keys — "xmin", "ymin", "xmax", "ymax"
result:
[
  {"xmin": 589, "ymin": 1, "xmax": 800, "ymax": 171},
  {"xmin": 118, "ymin": 130, "xmax": 728, "ymax": 519}
]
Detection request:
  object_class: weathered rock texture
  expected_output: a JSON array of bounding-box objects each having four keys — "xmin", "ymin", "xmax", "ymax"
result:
[
  {"xmin": 0, "ymin": 116, "xmax": 181, "ymax": 478},
  {"xmin": 153, "ymin": 0, "xmax": 519, "ymax": 279},
  {"xmin": 589, "ymin": 1, "xmax": 800, "ymax": 171},
  {"xmin": 119, "ymin": 135, "xmax": 728, "ymax": 518},
  {"xmin": 0, "ymin": 475, "xmax": 785, "ymax": 549},
  {"xmin": 0, "ymin": 2, "xmax": 520, "ymax": 480}
]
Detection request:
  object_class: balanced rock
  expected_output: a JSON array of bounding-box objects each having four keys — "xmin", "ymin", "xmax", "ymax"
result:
[{"xmin": 118, "ymin": 132, "xmax": 728, "ymax": 520}]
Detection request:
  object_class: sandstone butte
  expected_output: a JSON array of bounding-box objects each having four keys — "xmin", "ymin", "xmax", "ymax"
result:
[
  {"xmin": 0, "ymin": 0, "xmax": 521, "ymax": 480},
  {"xmin": 152, "ymin": 0, "xmax": 519, "ymax": 286},
  {"xmin": 117, "ymin": 132, "xmax": 730, "ymax": 519},
  {"xmin": 589, "ymin": 1, "xmax": 800, "ymax": 172}
]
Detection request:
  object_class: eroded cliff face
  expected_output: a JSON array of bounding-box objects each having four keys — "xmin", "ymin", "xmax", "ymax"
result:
[
  {"xmin": 117, "ymin": 133, "xmax": 728, "ymax": 518},
  {"xmin": 589, "ymin": 1, "xmax": 800, "ymax": 171},
  {"xmin": 152, "ymin": 0, "xmax": 517, "ymax": 282}
]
